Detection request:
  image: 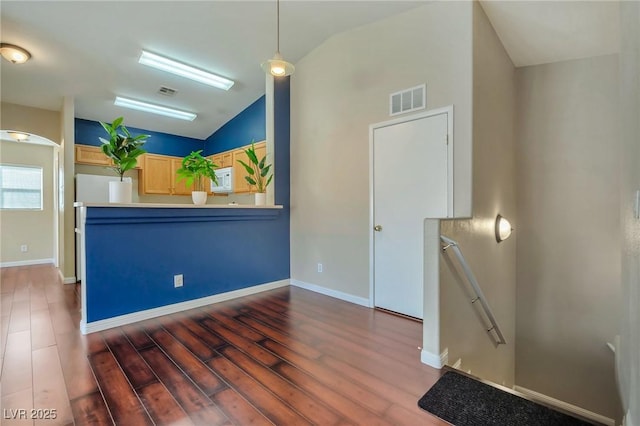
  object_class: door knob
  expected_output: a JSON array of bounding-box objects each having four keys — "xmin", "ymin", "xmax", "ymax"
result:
[{"xmin": 374, "ymin": 225, "xmax": 383, "ymax": 232}]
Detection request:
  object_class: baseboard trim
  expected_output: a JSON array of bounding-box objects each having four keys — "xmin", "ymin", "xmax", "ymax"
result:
[
  {"xmin": 81, "ymin": 279, "xmax": 290, "ymax": 335},
  {"xmin": 624, "ymin": 409, "xmax": 633, "ymax": 426},
  {"xmin": 1, "ymin": 258, "xmax": 54, "ymax": 268},
  {"xmin": 290, "ymin": 279, "xmax": 370, "ymax": 307},
  {"xmin": 421, "ymin": 348, "xmax": 446, "ymax": 369},
  {"xmin": 56, "ymin": 269, "xmax": 77, "ymax": 284},
  {"xmin": 513, "ymin": 385, "xmax": 615, "ymax": 426}
]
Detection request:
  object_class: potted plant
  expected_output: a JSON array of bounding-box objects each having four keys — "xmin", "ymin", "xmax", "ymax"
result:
[
  {"xmin": 237, "ymin": 141, "xmax": 273, "ymax": 205},
  {"xmin": 176, "ymin": 150, "xmax": 219, "ymax": 205},
  {"xmin": 99, "ymin": 117, "xmax": 149, "ymax": 203}
]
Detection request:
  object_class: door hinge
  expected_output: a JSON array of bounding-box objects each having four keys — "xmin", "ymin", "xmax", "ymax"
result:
[{"xmin": 446, "ymin": 134, "xmax": 449, "ymax": 145}]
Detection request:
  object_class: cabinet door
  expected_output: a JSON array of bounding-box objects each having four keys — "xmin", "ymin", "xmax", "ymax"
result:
[
  {"xmin": 232, "ymin": 148, "xmax": 252, "ymax": 193},
  {"xmin": 232, "ymin": 141, "xmax": 268, "ymax": 193},
  {"xmin": 171, "ymin": 158, "xmax": 192, "ymax": 195},
  {"xmin": 75, "ymin": 145, "xmax": 112, "ymax": 166},
  {"xmin": 141, "ymin": 154, "xmax": 173, "ymax": 194},
  {"xmin": 210, "ymin": 152, "xmax": 233, "ymax": 168},
  {"xmin": 221, "ymin": 152, "xmax": 233, "ymax": 168}
]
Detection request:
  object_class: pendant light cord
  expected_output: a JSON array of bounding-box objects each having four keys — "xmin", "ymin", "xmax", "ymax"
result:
[{"xmin": 276, "ymin": 0, "xmax": 281, "ymax": 53}]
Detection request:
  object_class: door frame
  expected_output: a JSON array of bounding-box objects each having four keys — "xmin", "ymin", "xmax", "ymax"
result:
[{"xmin": 368, "ymin": 105, "xmax": 454, "ymax": 308}]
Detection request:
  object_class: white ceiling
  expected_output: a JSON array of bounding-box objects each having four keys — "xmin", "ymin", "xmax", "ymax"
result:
[
  {"xmin": 479, "ymin": 0, "xmax": 620, "ymax": 68},
  {"xmin": 1, "ymin": 1, "xmax": 620, "ymax": 140}
]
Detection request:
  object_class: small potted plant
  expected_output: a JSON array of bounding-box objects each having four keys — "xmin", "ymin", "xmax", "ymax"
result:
[
  {"xmin": 237, "ymin": 141, "xmax": 273, "ymax": 205},
  {"xmin": 99, "ymin": 117, "xmax": 149, "ymax": 203},
  {"xmin": 176, "ymin": 150, "xmax": 219, "ymax": 205}
]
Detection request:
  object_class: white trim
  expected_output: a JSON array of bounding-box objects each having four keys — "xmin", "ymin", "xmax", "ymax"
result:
[
  {"xmin": 513, "ymin": 386, "xmax": 615, "ymax": 426},
  {"xmin": 421, "ymin": 348, "xmax": 445, "ymax": 369},
  {"xmin": 81, "ymin": 279, "xmax": 290, "ymax": 334},
  {"xmin": 1, "ymin": 258, "xmax": 54, "ymax": 268},
  {"xmin": 290, "ymin": 279, "xmax": 370, "ymax": 307},
  {"xmin": 624, "ymin": 409, "xmax": 634, "ymax": 426},
  {"xmin": 57, "ymin": 268, "xmax": 77, "ymax": 284}
]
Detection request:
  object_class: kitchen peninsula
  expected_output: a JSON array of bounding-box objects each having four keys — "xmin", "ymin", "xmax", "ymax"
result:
[{"xmin": 76, "ymin": 203, "xmax": 289, "ymax": 334}]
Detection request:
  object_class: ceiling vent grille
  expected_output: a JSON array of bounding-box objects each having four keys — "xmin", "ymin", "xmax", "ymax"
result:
[
  {"xmin": 158, "ymin": 86, "xmax": 177, "ymax": 96},
  {"xmin": 390, "ymin": 84, "xmax": 426, "ymax": 116}
]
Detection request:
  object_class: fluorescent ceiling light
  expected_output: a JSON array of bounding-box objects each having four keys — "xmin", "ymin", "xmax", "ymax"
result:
[
  {"xmin": 139, "ymin": 51, "xmax": 234, "ymax": 91},
  {"xmin": 114, "ymin": 96, "xmax": 197, "ymax": 121}
]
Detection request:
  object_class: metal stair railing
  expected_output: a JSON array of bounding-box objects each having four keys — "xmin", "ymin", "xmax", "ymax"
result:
[{"xmin": 441, "ymin": 235, "xmax": 507, "ymax": 345}]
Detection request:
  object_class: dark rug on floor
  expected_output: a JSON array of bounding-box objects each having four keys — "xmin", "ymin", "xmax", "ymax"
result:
[{"xmin": 418, "ymin": 371, "xmax": 594, "ymax": 426}]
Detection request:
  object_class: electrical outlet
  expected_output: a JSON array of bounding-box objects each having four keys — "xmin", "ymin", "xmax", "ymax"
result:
[
  {"xmin": 20, "ymin": 244, "xmax": 28, "ymax": 253},
  {"xmin": 317, "ymin": 263, "xmax": 323, "ymax": 273},
  {"xmin": 174, "ymin": 274, "xmax": 183, "ymax": 288}
]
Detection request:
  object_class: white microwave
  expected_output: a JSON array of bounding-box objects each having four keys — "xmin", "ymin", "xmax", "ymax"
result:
[{"xmin": 211, "ymin": 167, "xmax": 233, "ymax": 193}]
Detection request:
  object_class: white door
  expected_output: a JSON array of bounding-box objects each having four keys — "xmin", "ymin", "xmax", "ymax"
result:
[{"xmin": 372, "ymin": 111, "xmax": 450, "ymax": 319}]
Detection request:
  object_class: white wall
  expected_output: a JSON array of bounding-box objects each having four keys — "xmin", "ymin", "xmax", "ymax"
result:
[
  {"xmin": 439, "ymin": 1, "xmax": 517, "ymax": 386},
  {"xmin": 290, "ymin": 2, "xmax": 473, "ymax": 303},
  {"xmin": 618, "ymin": 1, "xmax": 640, "ymax": 423},
  {"xmin": 515, "ymin": 54, "xmax": 621, "ymax": 418},
  {"xmin": 0, "ymin": 141, "xmax": 56, "ymax": 265}
]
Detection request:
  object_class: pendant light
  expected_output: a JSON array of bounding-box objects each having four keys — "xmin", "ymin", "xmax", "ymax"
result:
[{"xmin": 261, "ymin": 0, "xmax": 295, "ymax": 77}]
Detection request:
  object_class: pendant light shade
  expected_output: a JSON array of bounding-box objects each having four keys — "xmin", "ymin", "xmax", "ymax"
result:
[
  {"xmin": 261, "ymin": 52, "xmax": 295, "ymax": 77},
  {"xmin": 262, "ymin": 0, "xmax": 294, "ymax": 77}
]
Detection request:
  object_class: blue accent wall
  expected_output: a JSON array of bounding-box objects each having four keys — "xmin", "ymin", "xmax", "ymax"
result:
[
  {"xmin": 75, "ymin": 118, "xmax": 204, "ymax": 157},
  {"xmin": 204, "ymin": 96, "xmax": 266, "ymax": 155},
  {"xmin": 84, "ymin": 207, "xmax": 288, "ymax": 322}
]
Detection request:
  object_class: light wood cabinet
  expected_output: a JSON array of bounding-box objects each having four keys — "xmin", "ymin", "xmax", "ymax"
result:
[
  {"xmin": 140, "ymin": 154, "xmax": 174, "ymax": 195},
  {"xmin": 171, "ymin": 158, "xmax": 191, "ymax": 195},
  {"xmin": 135, "ymin": 141, "xmax": 267, "ymax": 195},
  {"xmin": 211, "ymin": 151, "xmax": 233, "ymax": 168},
  {"xmin": 232, "ymin": 141, "xmax": 266, "ymax": 194},
  {"xmin": 75, "ymin": 145, "xmax": 112, "ymax": 166},
  {"xmin": 140, "ymin": 153, "xmax": 215, "ymax": 196}
]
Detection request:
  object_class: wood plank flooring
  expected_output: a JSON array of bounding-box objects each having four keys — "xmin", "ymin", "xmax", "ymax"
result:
[{"xmin": 0, "ymin": 265, "xmax": 447, "ymax": 425}]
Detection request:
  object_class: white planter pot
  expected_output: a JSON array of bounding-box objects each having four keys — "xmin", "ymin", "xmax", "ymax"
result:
[
  {"xmin": 192, "ymin": 191, "xmax": 207, "ymax": 205},
  {"xmin": 109, "ymin": 180, "xmax": 132, "ymax": 203},
  {"xmin": 254, "ymin": 192, "xmax": 266, "ymax": 206}
]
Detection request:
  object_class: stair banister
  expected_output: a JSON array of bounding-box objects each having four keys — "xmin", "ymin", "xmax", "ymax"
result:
[{"xmin": 440, "ymin": 235, "xmax": 507, "ymax": 345}]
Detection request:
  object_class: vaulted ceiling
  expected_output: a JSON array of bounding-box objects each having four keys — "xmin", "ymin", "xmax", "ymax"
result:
[{"xmin": 1, "ymin": 1, "xmax": 620, "ymax": 140}]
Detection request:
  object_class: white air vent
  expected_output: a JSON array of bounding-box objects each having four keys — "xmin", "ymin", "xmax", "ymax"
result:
[
  {"xmin": 390, "ymin": 84, "xmax": 426, "ymax": 116},
  {"xmin": 158, "ymin": 86, "xmax": 177, "ymax": 96}
]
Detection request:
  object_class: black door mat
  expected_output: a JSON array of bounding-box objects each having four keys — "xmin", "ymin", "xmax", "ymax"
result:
[{"xmin": 418, "ymin": 371, "xmax": 596, "ymax": 426}]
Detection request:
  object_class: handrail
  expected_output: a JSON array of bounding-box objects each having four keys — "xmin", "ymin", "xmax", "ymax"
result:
[{"xmin": 440, "ymin": 235, "xmax": 507, "ymax": 345}]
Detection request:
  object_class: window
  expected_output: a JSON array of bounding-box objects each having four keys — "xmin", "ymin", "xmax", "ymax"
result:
[{"xmin": 0, "ymin": 164, "xmax": 43, "ymax": 210}]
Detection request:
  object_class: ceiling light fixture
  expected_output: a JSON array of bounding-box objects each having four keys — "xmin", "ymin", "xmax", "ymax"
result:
[
  {"xmin": 261, "ymin": 0, "xmax": 295, "ymax": 77},
  {"xmin": 7, "ymin": 131, "xmax": 30, "ymax": 142},
  {"xmin": 114, "ymin": 96, "xmax": 197, "ymax": 121},
  {"xmin": 0, "ymin": 43, "xmax": 31, "ymax": 64},
  {"xmin": 495, "ymin": 214, "xmax": 513, "ymax": 243},
  {"xmin": 138, "ymin": 51, "xmax": 234, "ymax": 91}
]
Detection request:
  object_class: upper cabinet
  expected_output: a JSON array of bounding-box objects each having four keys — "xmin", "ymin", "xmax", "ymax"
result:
[
  {"xmin": 75, "ymin": 145, "xmax": 112, "ymax": 166},
  {"xmin": 139, "ymin": 154, "xmax": 174, "ymax": 195},
  {"xmin": 211, "ymin": 151, "xmax": 233, "ymax": 168},
  {"xmin": 76, "ymin": 139, "xmax": 268, "ymax": 196},
  {"xmin": 232, "ymin": 141, "xmax": 266, "ymax": 194}
]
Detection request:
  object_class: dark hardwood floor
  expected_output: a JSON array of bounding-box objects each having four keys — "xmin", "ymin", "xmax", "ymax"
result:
[{"xmin": 0, "ymin": 265, "xmax": 447, "ymax": 425}]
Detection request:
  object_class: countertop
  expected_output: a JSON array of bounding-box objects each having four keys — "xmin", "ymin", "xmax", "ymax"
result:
[{"xmin": 74, "ymin": 202, "xmax": 283, "ymax": 209}]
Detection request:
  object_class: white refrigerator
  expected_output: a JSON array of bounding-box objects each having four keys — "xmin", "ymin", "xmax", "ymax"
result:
[{"xmin": 75, "ymin": 174, "xmax": 131, "ymax": 280}]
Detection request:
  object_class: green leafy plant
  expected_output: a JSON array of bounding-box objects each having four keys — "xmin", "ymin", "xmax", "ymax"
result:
[
  {"xmin": 99, "ymin": 117, "xmax": 149, "ymax": 181},
  {"xmin": 237, "ymin": 142, "xmax": 273, "ymax": 193},
  {"xmin": 176, "ymin": 150, "xmax": 218, "ymax": 192}
]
